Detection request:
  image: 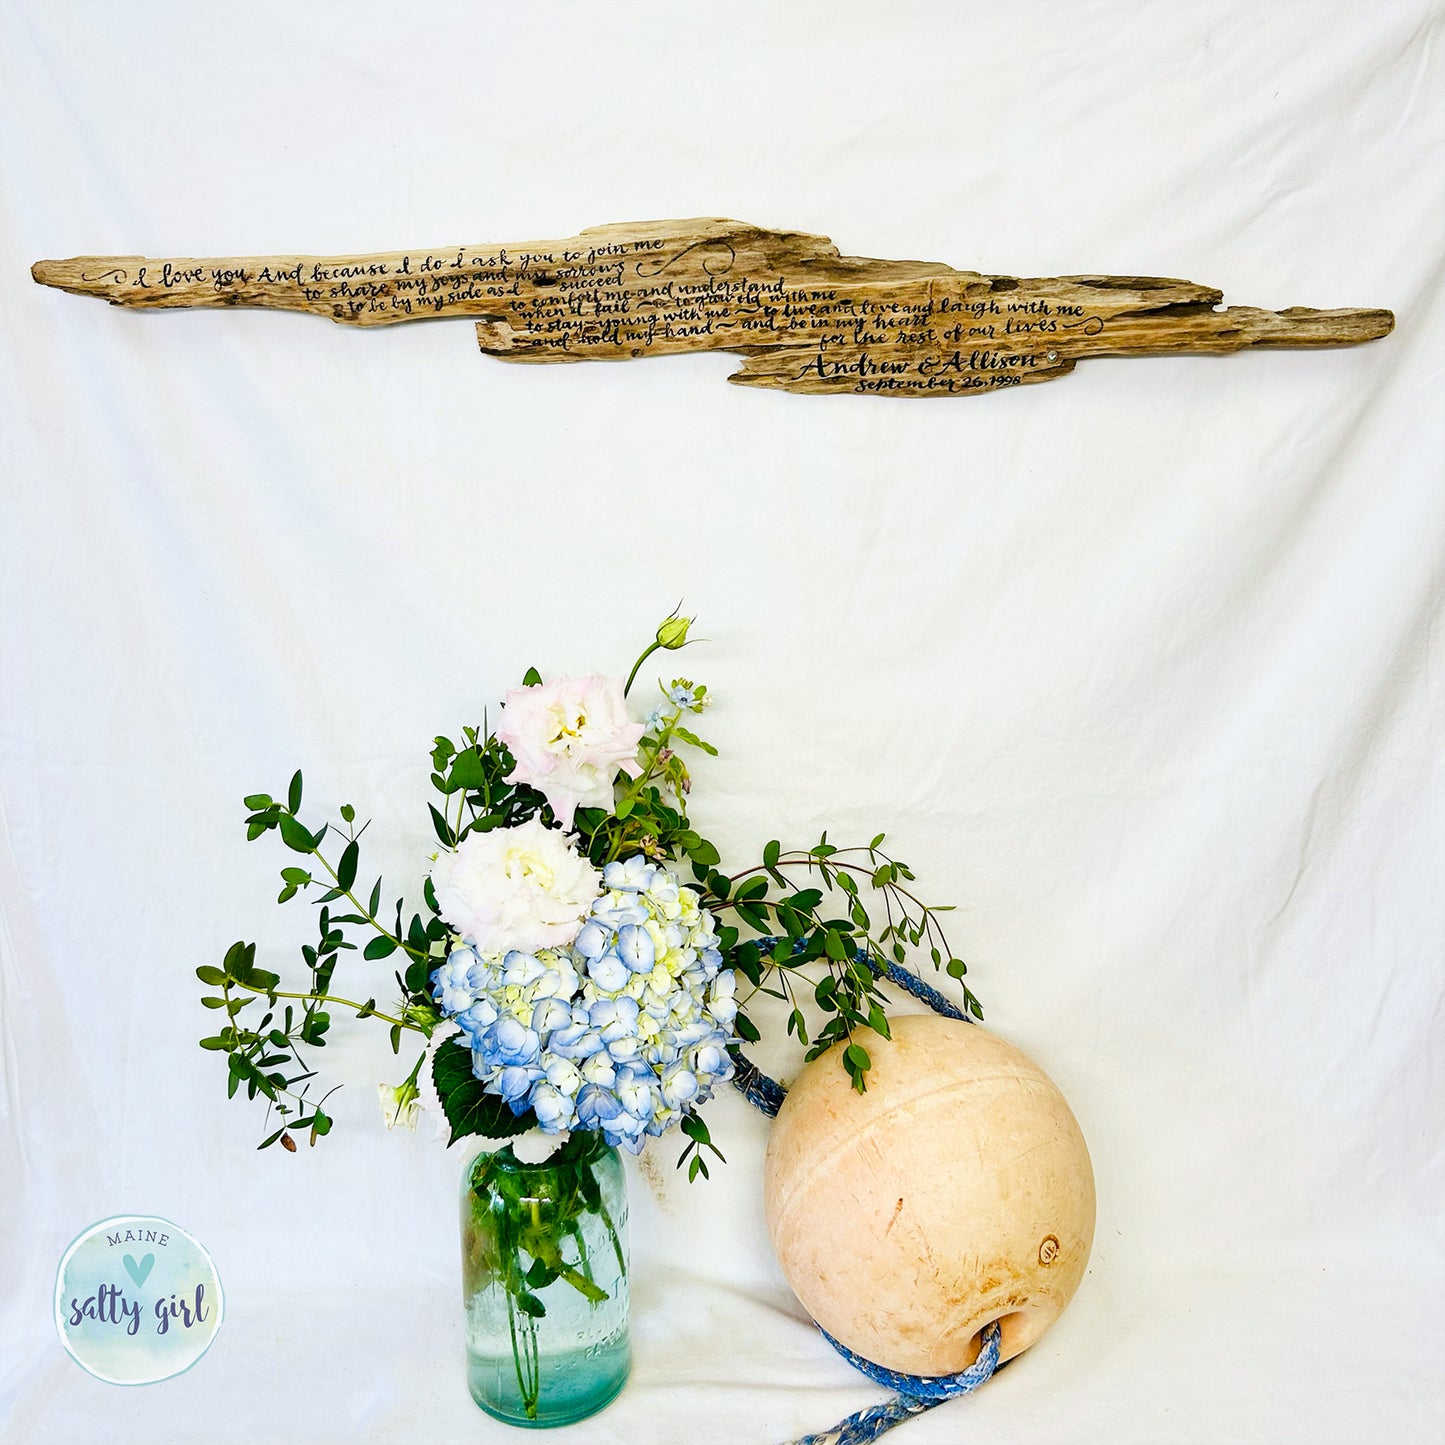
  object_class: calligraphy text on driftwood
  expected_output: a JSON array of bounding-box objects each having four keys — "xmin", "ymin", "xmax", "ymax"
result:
[{"xmin": 32, "ymin": 219, "xmax": 1393, "ymax": 398}]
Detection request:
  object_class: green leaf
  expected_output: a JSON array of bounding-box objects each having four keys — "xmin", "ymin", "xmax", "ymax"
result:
[
  {"xmin": 432, "ymin": 1037, "xmax": 532, "ymax": 1144},
  {"xmin": 448, "ymin": 748, "xmax": 487, "ymax": 790},
  {"xmin": 337, "ymin": 840, "xmax": 359, "ymax": 891},
  {"xmin": 288, "ymin": 771, "xmax": 303, "ymax": 813},
  {"xmin": 340, "ymin": 803, "xmax": 355, "ymax": 824},
  {"xmin": 429, "ymin": 804, "xmax": 455, "ymax": 848},
  {"xmin": 522, "ymin": 667, "xmax": 543, "ymax": 687},
  {"xmin": 524, "ymin": 1258, "xmax": 559, "ymax": 1290},
  {"xmin": 733, "ymin": 1011, "xmax": 761, "ymax": 1043},
  {"xmin": 363, "ymin": 935, "xmax": 397, "ymax": 961},
  {"xmin": 243, "ymin": 794, "xmax": 273, "ymax": 810},
  {"xmin": 844, "ymin": 1043, "xmax": 871, "ymax": 1074},
  {"xmin": 947, "ymin": 958, "xmax": 967, "ymax": 979},
  {"xmin": 195, "ymin": 965, "xmax": 227, "ymax": 987},
  {"xmin": 672, "ymin": 725, "xmax": 718, "ymax": 756},
  {"xmin": 222, "ymin": 939, "xmax": 256, "ymax": 982},
  {"xmin": 281, "ymin": 866, "xmax": 312, "ymax": 886},
  {"xmin": 279, "ymin": 813, "xmax": 315, "ymax": 853},
  {"xmin": 230, "ymin": 1054, "xmax": 277, "ymax": 1101},
  {"xmin": 689, "ymin": 837, "xmax": 721, "ymax": 868}
]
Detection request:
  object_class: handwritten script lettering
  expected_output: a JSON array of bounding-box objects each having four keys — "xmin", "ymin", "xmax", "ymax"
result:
[{"xmin": 33, "ymin": 219, "xmax": 1393, "ymax": 398}]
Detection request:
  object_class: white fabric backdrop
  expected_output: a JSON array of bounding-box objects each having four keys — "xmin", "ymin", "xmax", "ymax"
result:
[{"xmin": 2, "ymin": 1, "xmax": 1442, "ymax": 1441}]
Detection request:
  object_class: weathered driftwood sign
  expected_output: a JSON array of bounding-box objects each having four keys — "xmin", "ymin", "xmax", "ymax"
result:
[{"xmin": 31, "ymin": 217, "xmax": 1392, "ymax": 398}]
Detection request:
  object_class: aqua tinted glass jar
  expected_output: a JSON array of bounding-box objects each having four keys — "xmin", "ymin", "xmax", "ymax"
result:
[{"xmin": 459, "ymin": 1133, "xmax": 630, "ymax": 1427}]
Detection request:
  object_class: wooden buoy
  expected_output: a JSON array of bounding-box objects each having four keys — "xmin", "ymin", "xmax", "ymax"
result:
[{"xmin": 764, "ymin": 1014, "xmax": 1095, "ymax": 1375}]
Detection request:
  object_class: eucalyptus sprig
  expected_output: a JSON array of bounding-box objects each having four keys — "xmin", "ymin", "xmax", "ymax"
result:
[
  {"xmin": 201, "ymin": 768, "xmax": 449, "ymax": 1150},
  {"xmin": 695, "ymin": 835, "xmax": 982, "ymax": 1093}
]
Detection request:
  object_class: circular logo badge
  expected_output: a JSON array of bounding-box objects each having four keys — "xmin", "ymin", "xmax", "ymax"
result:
[{"xmin": 54, "ymin": 1215, "xmax": 223, "ymax": 1385}]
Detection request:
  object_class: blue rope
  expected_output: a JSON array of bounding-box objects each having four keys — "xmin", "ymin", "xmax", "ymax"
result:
[
  {"xmin": 729, "ymin": 940, "xmax": 996, "ymax": 1445},
  {"xmin": 730, "ymin": 1046, "xmax": 788, "ymax": 1118},
  {"xmin": 874, "ymin": 957, "xmax": 970, "ymax": 1023},
  {"xmin": 788, "ymin": 1323, "xmax": 1002, "ymax": 1445}
]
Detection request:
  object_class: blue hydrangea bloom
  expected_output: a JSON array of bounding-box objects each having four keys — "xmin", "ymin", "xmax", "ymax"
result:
[{"xmin": 432, "ymin": 854, "xmax": 736, "ymax": 1151}]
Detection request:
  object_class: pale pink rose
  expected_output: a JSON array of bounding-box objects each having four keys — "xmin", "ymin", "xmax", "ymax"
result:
[
  {"xmin": 498, "ymin": 674, "xmax": 645, "ymax": 828},
  {"xmin": 429, "ymin": 818, "xmax": 601, "ymax": 954}
]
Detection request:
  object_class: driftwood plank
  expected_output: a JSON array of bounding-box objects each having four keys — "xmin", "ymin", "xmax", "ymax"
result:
[{"xmin": 31, "ymin": 218, "xmax": 1392, "ymax": 399}]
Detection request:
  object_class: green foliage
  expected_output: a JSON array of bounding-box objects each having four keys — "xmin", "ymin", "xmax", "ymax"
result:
[
  {"xmin": 697, "ymin": 831, "xmax": 982, "ymax": 1094},
  {"xmin": 203, "ymin": 781, "xmax": 442, "ymax": 1149},
  {"xmin": 432, "ymin": 1035, "xmax": 534, "ymax": 1144},
  {"xmin": 200, "ymin": 615, "xmax": 982, "ymax": 1163},
  {"xmin": 675, "ymin": 1110, "xmax": 726, "ymax": 1182}
]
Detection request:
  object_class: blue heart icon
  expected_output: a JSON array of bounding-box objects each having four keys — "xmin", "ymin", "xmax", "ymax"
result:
[{"xmin": 123, "ymin": 1253, "xmax": 155, "ymax": 1288}]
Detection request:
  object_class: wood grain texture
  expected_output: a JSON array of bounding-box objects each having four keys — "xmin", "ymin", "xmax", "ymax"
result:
[{"xmin": 32, "ymin": 217, "xmax": 1393, "ymax": 398}]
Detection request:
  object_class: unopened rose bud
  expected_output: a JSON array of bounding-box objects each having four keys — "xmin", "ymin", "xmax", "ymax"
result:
[{"xmin": 656, "ymin": 613, "xmax": 693, "ymax": 650}]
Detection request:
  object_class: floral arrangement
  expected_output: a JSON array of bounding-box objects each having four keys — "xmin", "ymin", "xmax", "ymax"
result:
[
  {"xmin": 198, "ymin": 612, "xmax": 982, "ymax": 1422},
  {"xmin": 200, "ymin": 611, "xmax": 981, "ymax": 1171}
]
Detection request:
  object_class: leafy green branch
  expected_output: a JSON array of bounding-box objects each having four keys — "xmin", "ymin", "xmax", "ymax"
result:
[
  {"xmin": 675, "ymin": 1111, "xmax": 726, "ymax": 1182},
  {"xmin": 697, "ymin": 834, "xmax": 981, "ymax": 1092}
]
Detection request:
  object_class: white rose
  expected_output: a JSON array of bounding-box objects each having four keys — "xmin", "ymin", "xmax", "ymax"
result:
[
  {"xmin": 498, "ymin": 674, "xmax": 645, "ymax": 829},
  {"xmin": 429, "ymin": 817, "xmax": 602, "ymax": 954}
]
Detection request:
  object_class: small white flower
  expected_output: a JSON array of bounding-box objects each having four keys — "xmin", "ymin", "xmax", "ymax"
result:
[
  {"xmin": 377, "ymin": 1082, "xmax": 422, "ymax": 1131},
  {"xmin": 544, "ymin": 1056, "xmax": 583, "ymax": 1096}
]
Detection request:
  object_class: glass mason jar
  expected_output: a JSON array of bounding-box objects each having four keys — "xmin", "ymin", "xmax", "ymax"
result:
[{"xmin": 460, "ymin": 1132, "xmax": 631, "ymax": 1427}]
